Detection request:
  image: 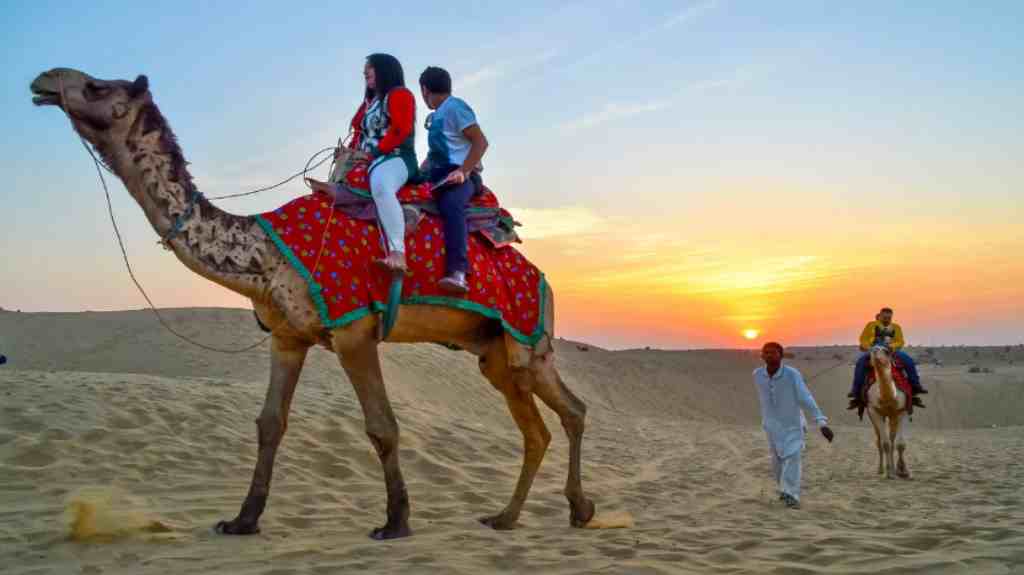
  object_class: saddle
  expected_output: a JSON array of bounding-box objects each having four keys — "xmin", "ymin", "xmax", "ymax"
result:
[
  {"xmin": 327, "ymin": 147, "xmax": 520, "ymax": 248},
  {"xmin": 856, "ymin": 357, "xmax": 920, "ymax": 420}
]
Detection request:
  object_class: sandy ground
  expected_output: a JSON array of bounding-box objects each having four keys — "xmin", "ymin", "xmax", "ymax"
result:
[{"xmin": 2, "ymin": 308, "xmax": 1022, "ymax": 574}]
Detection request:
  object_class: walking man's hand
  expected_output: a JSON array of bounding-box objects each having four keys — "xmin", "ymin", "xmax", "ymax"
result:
[{"xmin": 821, "ymin": 426, "xmax": 835, "ymax": 443}]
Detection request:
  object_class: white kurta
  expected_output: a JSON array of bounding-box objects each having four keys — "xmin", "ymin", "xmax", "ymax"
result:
[{"xmin": 753, "ymin": 364, "xmax": 828, "ymax": 500}]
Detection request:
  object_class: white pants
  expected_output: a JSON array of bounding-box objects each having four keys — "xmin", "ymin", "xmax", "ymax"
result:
[
  {"xmin": 770, "ymin": 444, "xmax": 802, "ymax": 500},
  {"xmin": 369, "ymin": 156, "xmax": 408, "ymax": 253}
]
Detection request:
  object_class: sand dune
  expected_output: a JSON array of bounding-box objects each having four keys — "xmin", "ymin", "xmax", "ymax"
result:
[{"xmin": 2, "ymin": 308, "xmax": 1022, "ymax": 574}]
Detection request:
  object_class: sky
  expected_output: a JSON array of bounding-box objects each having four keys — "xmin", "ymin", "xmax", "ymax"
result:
[{"xmin": 2, "ymin": 1, "xmax": 1022, "ymax": 349}]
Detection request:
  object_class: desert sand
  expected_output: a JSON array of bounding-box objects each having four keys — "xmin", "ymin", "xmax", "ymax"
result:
[{"xmin": 1, "ymin": 308, "xmax": 1022, "ymax": 574}]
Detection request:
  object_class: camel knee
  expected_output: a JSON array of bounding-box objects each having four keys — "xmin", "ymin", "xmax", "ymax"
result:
[
  {"xmin": 531, "ymin": 426, "xmax": 552, "ymax": 452},
  {"xmin": 255, "ymin": 413, "xmax": 286, "ymax": 446},
  {"xmin": 562, "ymin": 396, "xmax": 587, "ymax": 433},
  {"xmin": 365, "ymin": 420, "xmax": 400, "ymax": 458}
]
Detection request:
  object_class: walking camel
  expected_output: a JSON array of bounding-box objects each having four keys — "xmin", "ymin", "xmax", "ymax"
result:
[
  {"xmin": 866, "ymin": 345, "xmax": 912, "ymax": 479},
  {"xmin": 30, "ymin": 68, "xmax": 595, "ymax": 539}
]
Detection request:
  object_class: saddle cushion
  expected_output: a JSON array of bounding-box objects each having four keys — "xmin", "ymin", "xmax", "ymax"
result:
[{"xmin": 864, "ymin": 357, "xmax": 915, "ymax": 402}]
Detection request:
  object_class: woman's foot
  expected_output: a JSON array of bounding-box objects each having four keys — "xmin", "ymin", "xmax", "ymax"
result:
[
  {"xmin": 375, "ymin": 251, "xmax": 407, "ymax": 274},
  {"xmin": 438, "ymin": 271, "xmax": 469, "ymax": 295}
]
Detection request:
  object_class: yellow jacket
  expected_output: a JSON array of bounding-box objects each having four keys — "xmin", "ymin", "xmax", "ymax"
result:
[{"xmin": 859, "ymin": 321, "xmax": 905, "ymax": 351}]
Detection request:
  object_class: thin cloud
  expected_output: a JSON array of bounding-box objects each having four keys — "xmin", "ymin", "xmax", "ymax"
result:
[
  {"xmin": 664, "ymin": 0, "xmax": 721, "ymax": 29},
  {"xmin": 558, "ymin": 68, "xmax": 748, "ymax": 132},
  {"xmin": 558, "ymin": 100, "xmax": 669, "ymax": 131},
  {"xmin": 457, "ymin": 49, "xmax": 558, "ymax": 90}
]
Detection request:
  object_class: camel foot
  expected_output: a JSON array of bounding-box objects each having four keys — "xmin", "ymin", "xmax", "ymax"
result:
[
  {"xmin": 214, "ymin": 518, "xmax": 260, "ymax": 535},
  {"xmin": 479, "ymin": 512, "xmax": 518, "ymax": 530},
  {"xmin": 897, "ymin": 464, "xmax": 911, "ymax": 479},
  {"xmin": 369, "ymin": 523, "xmax": 411, "ymax": 540},
  {"xmin": 570, "ymin": 498, "xmax": 596, "ymax": 528}
]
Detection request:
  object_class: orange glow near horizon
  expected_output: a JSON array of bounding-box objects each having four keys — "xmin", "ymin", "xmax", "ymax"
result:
[{"xmin": 513, "ymin": 207, "xmax": 1024, "ymax": 349}]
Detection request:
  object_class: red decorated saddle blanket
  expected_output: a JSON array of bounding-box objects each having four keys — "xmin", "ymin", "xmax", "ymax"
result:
[
  {"xmin": 864, "ymin": 358, "xmax": 915, "ymax": 401},
  {"xmin": 256, "ymin": 194, "xmax": 546, "ymax": 345}
]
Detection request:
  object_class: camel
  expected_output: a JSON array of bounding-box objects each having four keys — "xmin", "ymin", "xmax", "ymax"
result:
[
  {"xmin": 865, "ymin": 345, "xmax": 911, "ymax": 480},
  {"xmin": 30, "ymin": 68, "xmax": 595, "ymax": 539}
]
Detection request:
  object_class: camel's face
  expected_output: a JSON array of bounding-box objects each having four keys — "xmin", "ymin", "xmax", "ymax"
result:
[
  {"xmin": 870, "ymin": 345, "xmax": 892, "ymax": 368},
  {"xmin": 31, "ymin": 68, "xmax": 149, "ymax": 146}
]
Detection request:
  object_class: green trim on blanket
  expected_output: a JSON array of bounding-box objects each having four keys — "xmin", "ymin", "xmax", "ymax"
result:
[
  {"xmin": 255, "ymin": 214, "xmax": 546, "ymax": 345},
  {"xmin": 255, "ymin": 215, "xmax": 335, "ymax": 328}
]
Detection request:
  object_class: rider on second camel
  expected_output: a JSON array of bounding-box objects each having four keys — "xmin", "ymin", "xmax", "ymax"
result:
[{"xmin": 847, "ymin": 307, "xmax": 927, "ymax": 410}]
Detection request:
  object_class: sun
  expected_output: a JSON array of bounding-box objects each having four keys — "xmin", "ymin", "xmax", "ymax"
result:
[{"xmin": 742, "ymin": 328, "xmax": 760, "ymax": 340}]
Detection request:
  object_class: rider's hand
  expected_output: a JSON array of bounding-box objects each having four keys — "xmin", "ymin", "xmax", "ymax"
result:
[
  {"xmin": 443, "ymin": 169, "xmax": 467, "ymax": 186},
  {"xmin": 821, "ymin": 426, "xmax": 835, "ymax": 443}
]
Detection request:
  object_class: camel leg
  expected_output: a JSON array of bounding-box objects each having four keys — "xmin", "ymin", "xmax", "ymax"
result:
[
  {"xmin": 335, "ymin": 338, "xmax": 411, "ymax": 540},
  {"xmin": 891, "ymin": 415, "xmax": 910, "ymax": 479},
  {"xmin": 883, "ymin": 415, "xmax": 897, "ymax": 480},
  {"xmin": 528, "ymin": 352, "xmax": 595, "ymax": 527},
  {"xmin": 477, "ymin": 342, "xmax": 551, "ymax": 530},
  {"xmin": 217, "ymin": 335, "xmax": 309, "ymax": 535},
  {"xmin": 868, "ymin": 409, "xmax": 884, "ymax": 476}
]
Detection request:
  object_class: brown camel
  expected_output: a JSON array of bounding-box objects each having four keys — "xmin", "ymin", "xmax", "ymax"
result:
[
  {"xmin": 30, "ymin": 68, "xmax": 595, "ymax": 539},
  {"xmin": 865, "ymin": 345, "xmax": 911, "ymax": 480}
]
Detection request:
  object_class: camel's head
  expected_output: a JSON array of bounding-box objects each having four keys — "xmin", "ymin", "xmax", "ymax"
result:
[
  {"xmin": 870, "ymin": 344, "xmax": 892, "ymax": 368},
  {"xmin": 31, "ymin": 68, "xmax": 150, "ymax": 148}
]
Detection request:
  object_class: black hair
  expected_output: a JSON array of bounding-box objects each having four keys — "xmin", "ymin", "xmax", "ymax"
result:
[
  {"xmin": 762, "ymin": 341, "xmax": 784, "ymax": 355},
  {"xmin": 365, "ymin": 53, "xmax": 406, "ymax": 100},
  {"xmin": 879, "ymin": 307, "xmax": 894, "ymax": 314},
  {"xmin": 419, "ymin": 66, "xmax": 452, "ymax": 94}
]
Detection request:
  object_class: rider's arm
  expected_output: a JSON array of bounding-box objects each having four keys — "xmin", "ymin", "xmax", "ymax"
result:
[
  {"xmin": 858, "ymin": 322, "xmax": 875, "ymax": 351},
  {"xmin": 891, "ymin": 324, "xmax": 906, "ymax": 351},
  {"xmin": 459, "ymin": 124, "xmax": 488, "ymax": 177}
]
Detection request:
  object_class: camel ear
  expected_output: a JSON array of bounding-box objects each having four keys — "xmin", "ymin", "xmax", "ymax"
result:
[{"xmin": 130, "ymin": 75, "xmax": 149, "ymax": 97}]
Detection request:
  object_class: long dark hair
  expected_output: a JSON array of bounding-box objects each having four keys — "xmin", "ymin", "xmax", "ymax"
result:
[{"xmin": 365, "ymin": 53, "xmax": 406, "ymax": 100}]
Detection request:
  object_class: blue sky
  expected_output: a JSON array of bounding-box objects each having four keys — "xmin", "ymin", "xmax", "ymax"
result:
[{"xmin": 2, "ymin": 1, "xmax": 1022, "ymax": 347}]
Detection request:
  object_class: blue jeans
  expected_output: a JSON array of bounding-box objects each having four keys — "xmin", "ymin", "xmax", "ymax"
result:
[
  {"xmin": 851, "ymin": 350, "xmax": 922, "ymax": 397},
  {"xmin": 431, "ymin": 164, "xmax": 480, "ymax": 275}
]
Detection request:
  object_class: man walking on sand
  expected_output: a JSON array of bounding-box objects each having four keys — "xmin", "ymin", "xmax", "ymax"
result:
[{"xmin": 753, "ymin": 342, "xmax": 834, "ymax": 509}]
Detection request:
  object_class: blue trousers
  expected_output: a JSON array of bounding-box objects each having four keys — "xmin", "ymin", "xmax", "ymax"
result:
[
  {"xmin": 431, "ymin": 165, "xmax": 480, "ymax": 275},
  {"xmin": 851, "ymin": 350, "xmax": 921, "ymax": 396}
]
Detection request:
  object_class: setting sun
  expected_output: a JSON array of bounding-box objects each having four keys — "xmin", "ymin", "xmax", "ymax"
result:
[{"xmin": 743, "ymin": 329, "xmax": 760, "ymax": 340}]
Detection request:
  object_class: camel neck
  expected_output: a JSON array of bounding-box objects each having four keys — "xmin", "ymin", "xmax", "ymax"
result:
[{"xmin": 110, "ymin": 102, "xmax": 271, "ymax": 299}]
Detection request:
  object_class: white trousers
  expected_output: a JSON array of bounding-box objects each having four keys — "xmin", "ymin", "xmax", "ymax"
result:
[
  {"xmin": 770, "ymin": 444, "xmax": 802, "ymax": 500},
  {"xmin": 369, "ymin": 156, "xmax": 408, "ymax": 252}
]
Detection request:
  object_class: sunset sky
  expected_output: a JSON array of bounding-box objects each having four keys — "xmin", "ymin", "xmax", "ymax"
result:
[{"xmin": 2, "ymin": 1, "xmax": 1022, "ymax": 349}]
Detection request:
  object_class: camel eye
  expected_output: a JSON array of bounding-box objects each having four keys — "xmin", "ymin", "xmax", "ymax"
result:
[{"xmin": 84, "ymin": 82, "xmax": 112, "ymax": 100}]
